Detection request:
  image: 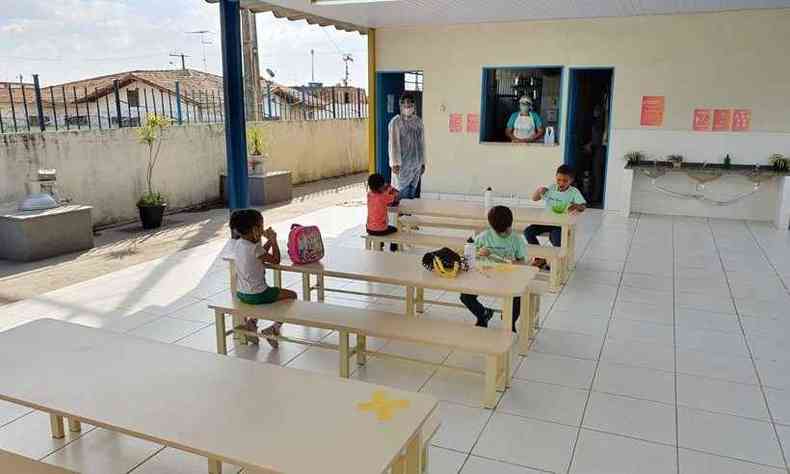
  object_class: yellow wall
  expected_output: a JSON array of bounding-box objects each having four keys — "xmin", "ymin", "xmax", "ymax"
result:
[{"xmin": 375, "ymin": 8, "xmax": 790, "ymax": 200}]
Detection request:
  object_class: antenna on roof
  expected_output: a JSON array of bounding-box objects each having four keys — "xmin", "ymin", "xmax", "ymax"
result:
[
  {"xmin": 169, "ymin": 52, "xmax": 190, "ymax": 71},
  {"xmin": 186, "ymin": 30, "xmax": 213, "ymax": 72},
  {"xmin": 341, "ymin": 54, "xmax": 354, "ymax": 87}
]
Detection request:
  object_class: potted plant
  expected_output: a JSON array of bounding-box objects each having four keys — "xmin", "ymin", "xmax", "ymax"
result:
[
  {"xmin": 137, "ymin": 114, "xmax": 170, "ymax": 229},
  {"xmin": 624, "ymin": 151, "xmax": 645, "ymax": 166},
  {"xmin": 770, "ymin": 153, "xmax": 788, "ymax": 172},
  {"xmin": 667, "ymin": 154, "xmax": 684, "ymax": 168},
  {"xmin": 247, "ymin": 126, "xmax": 269, "ymax": 175}
]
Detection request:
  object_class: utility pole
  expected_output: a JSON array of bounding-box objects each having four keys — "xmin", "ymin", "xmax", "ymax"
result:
[
  {"xmin": 241, "ymin": 8, "xmax": 261, "ymax": 121},
  {"xmin": 169, "ymin": 52, "xmax": 189, "ymax": 71},
  {"xmin": 342, "ymin": 54, "xmax": 354, "ymax": 87}
]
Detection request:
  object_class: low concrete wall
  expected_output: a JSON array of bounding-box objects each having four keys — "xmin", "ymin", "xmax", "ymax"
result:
[{"xmin": 0, "ymin": 119, "xmax": 368, "ymax": 226}]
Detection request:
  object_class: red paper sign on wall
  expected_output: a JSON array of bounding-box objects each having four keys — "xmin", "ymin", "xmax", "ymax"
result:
[
  {"xmin": 466, "ymin": 113, "xmax": 480, "ymax": 133},
  {"xmin": 732, "ymin": 109, "xmax": 751, "ymax": 132},
  {"xmin": 693, "ymin": 109, "xmax": 711, "ymax": 131},
  {"xmin": 640, "ymin": 96, "xmax": 665, "ymax": 127},
  {"xmin": 712, "ymin": 109, "xmax": 732, "ymax": 132},
  {"xmin": 449, "ymin": 113, "xmax": 463, "ymax": 133}
]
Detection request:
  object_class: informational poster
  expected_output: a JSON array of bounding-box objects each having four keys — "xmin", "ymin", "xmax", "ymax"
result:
[
  {"xmin": 732, "ymin": 109, "xmax": 751, "ymax": 131},
  {"xmin": 449, "ymin": 113, "xmax": 463, "ymax": 133},
  {"xmin": 466, "ymin": 113, "xmax": 480, "ymax": 133},
  {"xmin": 693, "ymin": 109, "xmax": 712, "ymax": 131},
  {"xmin": 640, "ymin": 96, "xmax": 665, "ymax": 127},
  {"xmin": 712, "ymin": 109, "xmax": 732, "ymax": 131}
]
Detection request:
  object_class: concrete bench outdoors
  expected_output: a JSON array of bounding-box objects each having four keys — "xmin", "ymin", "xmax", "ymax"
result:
[
  {"xmin": 0, "ymin": 449, "xmax": 78, "ymax": 474},
  {"xmin": 0, "ymin": 319, "xmax": 437, "ymax": 474},
  {"xmin": 362, "ymin": 229, "xmax": 566, "ymax": 292},
  {"xmin": 210, "ymin": 299, "xmax": 513, "ymax": 408}
]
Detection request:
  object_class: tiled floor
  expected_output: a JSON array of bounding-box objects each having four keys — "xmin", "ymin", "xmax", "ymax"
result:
[{"xmin": 1, "ymin": 205, "xmax": 789, "ymax": 473}]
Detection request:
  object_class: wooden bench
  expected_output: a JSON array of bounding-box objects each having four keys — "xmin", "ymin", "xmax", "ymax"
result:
[
  {"xmin": 210, "ymin": 299, "xmax": 514, "ymax": 409},
  {"xmin": 0, "ymin": 449, "xmax": 78, "ymax": 474},
  {"xmin": 362, "ymin": 230, "xmax": 566, "ymax": 292},
  {"xmin": 0, "ymin": 319, "xmax": 437, "ymax": 474}
]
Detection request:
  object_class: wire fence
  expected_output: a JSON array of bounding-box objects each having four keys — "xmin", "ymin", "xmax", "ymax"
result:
[{"xmin": 0, "ymin": 75, "xmax": 369, "ymax": 134}]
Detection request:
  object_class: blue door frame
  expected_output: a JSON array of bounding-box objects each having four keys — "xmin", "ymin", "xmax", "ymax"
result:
[{"xmin": 375, "ymin": 72, "xmax": 407, "ymax": 183}]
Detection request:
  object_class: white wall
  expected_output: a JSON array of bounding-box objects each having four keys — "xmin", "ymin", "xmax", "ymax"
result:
[
  {"xmin": 375, "ymin": 8, "xmax": 790, "ymax": 215},
  {"xmin": 0, "ymin": 119, "xmax": 368, "ymax": 226}
]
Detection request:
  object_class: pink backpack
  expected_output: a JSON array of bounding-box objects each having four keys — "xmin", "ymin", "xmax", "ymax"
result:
[{"xmin": 287, "ymin": 224, "xmax": 325, "ymax": 264}]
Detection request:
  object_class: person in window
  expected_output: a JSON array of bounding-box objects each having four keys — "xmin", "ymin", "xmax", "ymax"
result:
[
  {"xmin": 506, "ymin": 96, "xmax": 544, "ymax": 143},
  {"xmin": 388, "ymin": 94, "xmax": 425, "ymax": 199}
]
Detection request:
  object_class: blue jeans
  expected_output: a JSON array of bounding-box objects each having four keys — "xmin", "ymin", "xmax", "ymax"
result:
[
  {"xmin": 524, "ymin": 225, "xmax": 562, "ymax": 247},
  {"xmin": 398, "ymin": 178, "xmax": 421, "ymax": 199}
]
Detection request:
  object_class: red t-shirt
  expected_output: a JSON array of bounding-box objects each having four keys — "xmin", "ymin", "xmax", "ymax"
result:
[{"xmin": 367, "ymin": 186, "xmax": 398, "ymax": 231}]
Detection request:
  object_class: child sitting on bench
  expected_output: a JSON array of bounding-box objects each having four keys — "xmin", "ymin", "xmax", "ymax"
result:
[
  {"xmin": 229, "ymin": 209, "xmax": 297, "ymax": 348},
  {"xmin": 460, "ymin": 205, "xmax": 525, "ymax": 332},
  {"xmin": 525, "ymin": 164, "xmax": 586, "ymax": 269},
  {"xmin": 366, "ymin": 173, "xmax": 400, "ymax": 251}
]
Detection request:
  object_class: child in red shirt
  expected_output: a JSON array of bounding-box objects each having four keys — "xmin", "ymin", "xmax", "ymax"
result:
[{"xmin": 366, "ymin": 173, "xmax": 399, "ymax": 250}]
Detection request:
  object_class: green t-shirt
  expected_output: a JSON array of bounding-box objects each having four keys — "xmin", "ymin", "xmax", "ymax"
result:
[
  {"xmin": 475, "ymin": 229, "xmax": 526, "ymax": 262},
  {"xmin": 544, "ymin": 184, "xmax": 586, "ymax": 211}
]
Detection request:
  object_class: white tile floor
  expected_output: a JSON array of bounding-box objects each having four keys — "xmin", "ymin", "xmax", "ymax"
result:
[{"xmin": 1, "ymin": 206, "xmax": 790, "ymax": 473}]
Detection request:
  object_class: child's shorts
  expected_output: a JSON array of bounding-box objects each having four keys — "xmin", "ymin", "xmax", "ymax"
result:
[{"xmin": 237, "ymin": 287, "xmax": 281, "ymax": 305}]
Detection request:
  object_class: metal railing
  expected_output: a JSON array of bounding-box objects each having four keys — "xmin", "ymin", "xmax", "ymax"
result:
[{"xmin": 1, "ymin": 75, "xmax": 368, "ymax": 134}]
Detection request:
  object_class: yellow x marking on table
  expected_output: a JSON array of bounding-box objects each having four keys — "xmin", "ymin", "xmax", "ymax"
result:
[{"xmin": 358, "ymin": 390, "xmax": 411, "ymax": 421}]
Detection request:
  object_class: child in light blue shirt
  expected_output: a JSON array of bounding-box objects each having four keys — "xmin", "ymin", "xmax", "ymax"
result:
[
  {"xmin": 461, "ymin": 205, "xmax": 526, "ymax": 331},
  {"xmin": 525, "ymin": 164, "xmax": 586, "ymax": 268}
]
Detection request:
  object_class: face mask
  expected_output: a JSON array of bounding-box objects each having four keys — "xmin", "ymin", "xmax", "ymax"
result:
[
  {"xmin": 401, "ymin": 106, "xmax": 415, "ymax": 117},
  {"xmin": 519, "ymin": 104, "xmax": 531, "ymax": 113}
]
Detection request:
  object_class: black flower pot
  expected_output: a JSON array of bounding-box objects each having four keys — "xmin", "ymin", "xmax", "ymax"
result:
[{"xmin": 138, "ymin": 203, "xmax": 166, "ymax": 229}]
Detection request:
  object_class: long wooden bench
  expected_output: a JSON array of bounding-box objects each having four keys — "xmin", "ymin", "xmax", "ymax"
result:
[
  {"xmin": 0, "ymin": 449, "xmax": 78, "ymax": 474},
  {"xmin": 209, "ymin": 299, "xmax": 513, "ymax": 409},
  {"xmin": 362, "ymin": 230, "xmax": 566, "ymax": 292}
]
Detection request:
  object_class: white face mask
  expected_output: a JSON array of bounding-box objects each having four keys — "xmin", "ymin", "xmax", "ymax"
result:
[{"xmin": 401, "ymin": 106, "xmax": 415, "ymax": 117}]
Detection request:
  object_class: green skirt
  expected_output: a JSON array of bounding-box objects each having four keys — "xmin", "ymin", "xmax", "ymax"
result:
[{"xmin": 237, "ymin": 287, "xmax": 281, "ymax": 305}]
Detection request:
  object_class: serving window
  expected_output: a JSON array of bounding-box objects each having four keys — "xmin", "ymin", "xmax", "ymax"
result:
[{"xmin": 480, "ymin": 67, "xmax": 562, "ymax": 144}]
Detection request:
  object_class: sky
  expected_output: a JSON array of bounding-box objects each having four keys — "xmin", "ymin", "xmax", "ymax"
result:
[{"xmin": 0, "ymin": 0, "xmax": 369, "ymax": 88}]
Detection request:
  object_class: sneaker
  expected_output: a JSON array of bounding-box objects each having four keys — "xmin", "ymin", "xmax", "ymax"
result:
[
  {"xmin": 475, "ymin": 308, "xmax": 495, "ymax": 328},
  {"xmin": 531, "ymin": 257, "xmax": 547, "ymax": 268},
  {"xmin": 244, "ymin": 319, "xmax": 259, "ymax": 345},
  {"xmin": 260, "ymin": 325, "xmax": 280, "ymax": 349}
]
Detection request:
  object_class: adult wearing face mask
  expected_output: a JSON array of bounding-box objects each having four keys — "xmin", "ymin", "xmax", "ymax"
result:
[
  {"xmin": 388, "ymin": 94, "xmax": 425, "ymax": 199},
  {"xmin": 505, "ymin": 96, "xmax": 544, "ymax": 143}
]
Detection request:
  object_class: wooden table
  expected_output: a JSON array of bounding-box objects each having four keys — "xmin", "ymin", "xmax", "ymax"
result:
[
  {"xmin": 0, "ymin": 319, "xmax": 438, "ymax": 474},
  {"xmin": 263, "ymin": 246, "xmax": 537, "ymax": 364},
  {"xmin": 0, "ymin": 449, "xmax": 78, "ymax": 473},
  {"xmin": 398, "ymin": 198, "xmax": 579, "ymax": 270}
]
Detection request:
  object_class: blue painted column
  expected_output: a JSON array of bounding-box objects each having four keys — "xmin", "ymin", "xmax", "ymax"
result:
[{"xmin": 219, "ymin": 0, "xmax": 249, "ymax": 210}]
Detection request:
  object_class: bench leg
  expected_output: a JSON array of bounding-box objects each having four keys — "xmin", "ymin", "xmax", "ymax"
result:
[
  {"xmin": 549, "ymin": 258, "xmax": 561, "ymax": 292},
  {"xmin": 532, "ymin": 294, "xmax": 541, "ymax": 332},
  {"xmin": 317, "ymin": 274, "xmax": 325, "ymax": 302},
  {"xmin": 208, "ymin": 458, "xmax": 222, "ymax": 474},
  {"xmin": 483, "ymin": 355, "xmax": 498, "ymax": 409},
  {"xmin": 214, "ymin": 309, "xmax": 227, "ymax": 355},
  {"xmin": 50, "ymin": 414, "xmax": 65, "ymax": 439},
  {"xmin": 405, "ymin": 286, "xmax": 415, "ymax": 317},
  {"xmin": 496, "ymin": 354, "xmax": 506, "ymax": 392},
  {"xmin": 339, "ymin": 330, "xmax": 350, "ymax": 378},
  {"xmin": 405, "ymin": 432, "xmax": 422, "ymax": 474},
  {"xmin": 68, "ymin": 417, "xmax": 81, "ymax": 433},
  {"xmin": 302, "ymin": 273, "xmax": 311, "ymax": 301},
  {"xmin": 356, "ymin": 335, "xmax": 367, "ymax": 366},
  {"xmin": 520, "ymin": 295, "xmax": 533, "ymax": 356},
  {"xmin": 273, "ymin": 269, "xmax": 282, "ymax": 288},
  {"xmin": 415, "ymin": 287, "xmax": 425, "ymax": 314}
]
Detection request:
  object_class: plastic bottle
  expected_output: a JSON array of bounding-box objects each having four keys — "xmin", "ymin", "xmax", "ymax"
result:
[
  {"xmin": 484, "ymin": 187, "xmax": 493, "ymax": 215},
  {"xmin": 464, "ymin": 236, "xmax": 476, "ymax": 270}
]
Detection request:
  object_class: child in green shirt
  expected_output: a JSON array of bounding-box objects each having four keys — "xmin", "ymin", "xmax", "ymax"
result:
[
  {"xmin": 525, "ymin": 164, "xmax": 586, "ymax": 268},
  {"xmin": 461, "ymin": 205, "xmax": 526, "ymax": 331}
]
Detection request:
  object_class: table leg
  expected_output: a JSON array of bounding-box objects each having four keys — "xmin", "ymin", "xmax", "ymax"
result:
[
  {"xmin": 567, "ymin": 225, "xmax": 576, "ymax": 272},
  {"xmin": 68, "ymin": 417, "xmax": 81, "ymax": 433},
  {"xmin": 495, "ymin": 354, "xmax": 505, "ymax": 392},
  {"xmin": 302, "ymin": 273, "xmax": 311, "ymax": 301},
  {"xmin": 50, "ymin": 414, "xmax": 64, "ymax": 439},
  {"xmin": 364, "ymin": 238, "xmax": 372, "ymax": 250},
  {"xmin": 405, "ymin": 286, "xmax": 415, "ymax": 317},
  {"xmin": 208, "ymin": 458, "xmax": 222, "ymax": 474},
  {"xmin": 561, "ymin": 225, "xmax": 571, "ymax": 280},
  {"xmin": 273, "ymin": 269, "xmax": 282, "ymax": 288},
  {"xmin": 214, "ymin": 309, "xmax": 227, "ymax": 355},
  {"xmin": 356, "ymin": 335, "xmax": 367, "ymax": 366},
  {"xmin": 483, "ymin": 355, "xmax": 497, "ymax": 409},
  {"xmin": 404, "ymin": 432, "xmax": 422, "ymax": 474},
  {"xmin": 339, "ymin": 331, "xmax": 350, "ymax": 378},
  {"xmin": 502, "ymin": 297, "xmax": 514, "ymax": 389},
  {"xmin": 415, "ymin": 287, "xmax": 425, "ymax": 314},
  {"xmin": 317, "ymin": 274, "xmax": 325, "ymax": 302}
]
